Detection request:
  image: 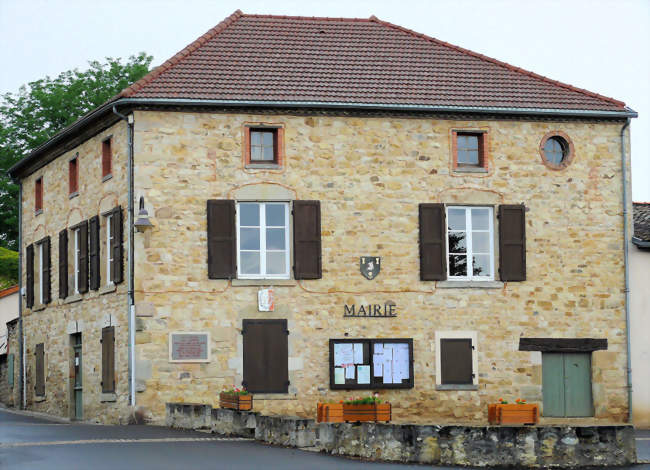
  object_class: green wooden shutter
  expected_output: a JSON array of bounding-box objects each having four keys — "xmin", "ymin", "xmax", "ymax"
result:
[{"xmin": 419, "ymin": 204, "xmax": 447, "ymax": 281}]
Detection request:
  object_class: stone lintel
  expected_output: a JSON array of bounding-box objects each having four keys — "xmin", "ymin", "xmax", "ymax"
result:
[{"xmin": 519, "ymin": 338, "xmax": 608, "ymax": 353}]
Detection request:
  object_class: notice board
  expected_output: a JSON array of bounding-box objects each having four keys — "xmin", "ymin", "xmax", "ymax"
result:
[{"xmin": 328, "ymin": 338, "xmax": 413, "ymax": 390}]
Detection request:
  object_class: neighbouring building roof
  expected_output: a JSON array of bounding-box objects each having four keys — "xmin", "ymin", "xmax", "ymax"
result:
[
  {"xmin": 0, "ymin": 285, "xmax": 19, "ymax": 299},
  {"xmin": 120, "ymin": 11, "xmax": 627, "ymax": 112},
  {"xmin": 633, "ymin": 203, "xmax": 650, "ymax": 247}
]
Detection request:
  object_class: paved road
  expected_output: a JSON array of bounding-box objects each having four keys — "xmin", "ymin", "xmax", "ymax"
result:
[{"xmin": 1, "ymin": 408, "xmax": 649, "ymax": 470}]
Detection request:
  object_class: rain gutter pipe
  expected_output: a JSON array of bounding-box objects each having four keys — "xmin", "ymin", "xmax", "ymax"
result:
[
  {"xmin": 620, "ymin": 118, "xmax": 632, "ymax": 423},
  {"xmin": 112, "ymin": 105, "xmax": 136, "ymax": 408}
]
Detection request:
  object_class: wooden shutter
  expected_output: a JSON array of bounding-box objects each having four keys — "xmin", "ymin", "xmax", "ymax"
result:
[
  {"xmin": 242, "ymin": 319, "xmax": 289, "ymax": 393},
  {"xmin": 35, "ymin": 343, "xmax": 45, "ymax": 396},
  {"xmin": 101, "ymin": 326, "xmax": 115, "ymax": 393},
  {"xmin": 26, "ymin": 244, "xmax": 34, "ymax": 308},
  {"xmin": 293, "ymin": 200, "xmax": 322, "ymax": 279},
  {"xmin": 498, "ymin": 204, "xmax": 526, "ymax": 281},
  {"xmin": 207, "ymin": 200, "xmax": 236, "ymax": 279},
  {"xmin": 111, "ymin": 207, "xmax": 124, "ymax": 284},
  {"xmin": 42, "ymin": 237, "xmax": 51, "ymax": 304},
  {"xmin": 440, "ymin": 338, "xmax": 473, "ymax": 384},
  {"xmin": 419, "ymin": 204, "xmax": 447, "ymax": 281},
  {"xmin": 8, "ymin": 353, "xmax": 14, "ymax": 388},
  {"xmin": 89, "ymin": 216, "xmax": 100, "ymax": 290},
  {"xmin": 78, "ymin": 221, "xmax": 89, "ymax": 293},
  {"xmin": 59, "ymin": 230, "xmax": 68, "ymax": 298}
]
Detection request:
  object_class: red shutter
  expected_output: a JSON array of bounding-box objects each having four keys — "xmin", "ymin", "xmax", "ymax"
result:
[
  {"xmin": 59, "ymin": 230, "xmax": 68, "ymax": 299},
  {"xmin": 26, "ymin": 244, "xmax": 34, "ymax": 308},
  {"xmin": 292, "ymin": 200, "xmax": 322, "ymax": 280},
  {"xmin": 419, "ymin": 204, "xmax": 447, "ymax": 281},
  {"xmin": 207, "ymin": 200, "xmax": 236, "ymax": 279},
  {"xmin": 102, "ymin": 138, "xmax": 112, "ymax": 178},
  {"xmin": 498, "ymin": 204, "xmax": 526, "ymax": 281}
]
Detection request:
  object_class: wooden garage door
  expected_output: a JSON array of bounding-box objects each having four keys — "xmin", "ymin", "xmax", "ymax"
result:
[{"xmin": 542, "ymin": 352, "xmax": 593, "ymax": 417}]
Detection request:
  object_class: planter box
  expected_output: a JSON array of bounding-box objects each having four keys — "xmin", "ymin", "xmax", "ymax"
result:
[
  {"xmin": 343, "ymin": 403, "xmax": 391, "ymax": 423},
  {"xmin": 488, "ymin": 403, "xmax": 539, "ymax": 425},
  {"xmin": 220, "ymin": 393, "xmax": 253, "ymax": 411},
  {"xmin": 317, "ymin": 403, "xmax": 344, "ymax": 423}
]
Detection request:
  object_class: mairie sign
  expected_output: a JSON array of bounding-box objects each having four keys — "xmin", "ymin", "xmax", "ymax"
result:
[{"xmin": 344, "ymin": 303, "xmax": 397, "ymax": 318}]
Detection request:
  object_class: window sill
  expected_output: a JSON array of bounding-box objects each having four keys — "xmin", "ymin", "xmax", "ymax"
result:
[
  {"xmin": 32, "ymin": 303, "xmax": 46, "ymax": 312},
  {"xmin": 35, "ymin": 209, "xmax": 43, "ymax": 216},
  {"xmin": 34, "ymin": 395, "xmax": 46, "ymax": 402},
  {"xmin": 99, "ymin": 284, "xmax": 116, "ymax": 295},
  {"xmin": 436, "ymin": 384, "xmax": 478, "ymax": 391},
  {"xmin": 231, "ymin": 279, "xmax": 296, "ymax": 287},
  {"xmin": 245, "ymin": 163, "xmax": 282, "ymax": 170},
  {"xmin": 64, "ymin": 294, "xmax": 83, "ymax": 304},
  {"xmin": 100, "ymin": 392, "xmax": 117, "ymax": 402},
  {"xmin": 102, "ymin": 174, "xmax": 113, "ymax": 182},
  {"xmin": 69, "ymin": 191, "xmax": 79, "ymax": 200},
  {"xmin": 454, "ymin": 167, "xmax": 488, "ymax": 174},
  {"xmin": 437, "ymin": 281, "xmax": 503, "ymax": 289}
]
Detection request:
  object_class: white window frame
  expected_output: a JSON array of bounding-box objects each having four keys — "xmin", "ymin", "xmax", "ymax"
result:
[
  {"xmin": 435, "ymin": 331, "xmax": 478, "ymax": 387},
  {"xmin": 236, "ymin": 202, "xmax": 290, "ymax": 280},
  {"xmin": 106, "ymin": 214, "xmax": 113, "ymax": 285},
  {"xmin": 446, "ymin": 206, "xmax": 495, "ymax": 281},
  {"xmin": 38, "ymin": 242, "xmax": 44, "ymax": 304},
  {"xmin": 73, "ymin": 228, "xmax": 80, "ymax": 294}
]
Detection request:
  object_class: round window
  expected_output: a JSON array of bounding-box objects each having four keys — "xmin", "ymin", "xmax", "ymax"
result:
[{"xmin": 539, "ymin": 132, "xmax": 574, "ymax": 170}]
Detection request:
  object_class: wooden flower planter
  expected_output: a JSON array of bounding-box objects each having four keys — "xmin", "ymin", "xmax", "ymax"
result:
[
  {"xmin": 488, "ymin": 404, "xmax": 539, "ymax": 425},
  {"xmin": 317, "ymin": 403, "xmax": 344, "ymax": 423},
  {"xmin": 343, "ymin": 403, "xmax": 391, "ymax": 423},
  {"xmin": 219, "ymin": 392, "xmax": 253, "ymax": 411}
]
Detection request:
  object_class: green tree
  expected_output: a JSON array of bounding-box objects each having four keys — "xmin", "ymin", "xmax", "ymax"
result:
[{"xmin": 0, "ymin": 53, "xmax": 153, "ymax": 250}]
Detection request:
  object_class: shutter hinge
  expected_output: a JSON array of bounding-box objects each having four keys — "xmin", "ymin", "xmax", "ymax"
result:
[
  {"xmin": 285, "ymin": 330, "xmax": 290, "ymax": 335},
  {"xmin": 286, "ymin": 380, "xmax": 290, "ymax": 386},
  {"xmin": 241, "ymin": 329, "xmax": 245, "ymax": 335},
  {"xmin": 100, "ymin": 339, "xmax": 102, "ymax": 344},
  {"xmin": 101, "ymin": 381, "xmax": 103, "ymax": 386},
  {"xmin": 471, "ymin": 345, "xmax": 475, "ymax": 350},
  {"xmin": 471, "ymin": 373, "xmax": 476, "ymax": 378}
]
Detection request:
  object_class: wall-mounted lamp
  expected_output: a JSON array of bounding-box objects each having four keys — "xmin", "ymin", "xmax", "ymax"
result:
[{"xmin": 134, "ymin": 196, "xmax": 153, "ymax": 232}]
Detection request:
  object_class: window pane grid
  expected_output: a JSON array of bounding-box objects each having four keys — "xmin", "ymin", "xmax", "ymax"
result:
[
  {"xmin": 447, "ymin": 207, "xmax": 494, "ymax": 280},
  {"xmin": 250, "ymin": 131, "xmax": 275, "ymax": 161}
]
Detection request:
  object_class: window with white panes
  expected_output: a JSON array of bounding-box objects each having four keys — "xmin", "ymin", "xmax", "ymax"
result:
[
  {"xmin": 106, "ymin": 214, "xmax": 113, "ymax": 285},
  {"xmin": 237, "ymin": 202, "xmax": 290, "ymax": 279},
  {"xmin": 74, "ymin": 228, "xmax": 81, "ymax": 293},
  {"xmin": 38, "ymin": 242, "xmax": 44, "ymax": 304},
  {"xmin": 446, "ymin": 206, "xmax": 494, "ymax": 280}
]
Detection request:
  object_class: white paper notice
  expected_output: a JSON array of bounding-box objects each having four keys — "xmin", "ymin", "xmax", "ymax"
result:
[
  {"xmin": 374, "ymin": 343, "xmax": 384, "ymax": 355},
  {"xmin": 373, "ymin": 355, "xmax": 383, "ymax": 376},
  {"xmin": 334, "ymin": 367, "xmax": 345, "ymax": 384},
  {"xmin": 394, "ymin": 344, "xmax": 410, "ymax": 381},
  {"xmin": 334, "ymin": 343, "xmax": 354, "ymax": 366},
  {"xmin": 357, "ymin": 365, "xmax": 370, "ymax": 384},
  {"xmin": 382, "ymin": 358, "xmax": 393, "ymax": 384},
  {"xmin": 345, "ymin": 364, "xmax": 356, "ymax": 379},
  {"xmin": 353, "ymin": 343, "xmax": 364, "ymax": 364}
]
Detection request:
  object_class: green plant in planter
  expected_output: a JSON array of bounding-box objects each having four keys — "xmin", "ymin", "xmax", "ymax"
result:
[
  {"xmin": 343, "ymin": 394, "xmax": 383, "ymax": 405},
  {"xmin": 221, "ymin": 386, "xmax": 249, "ymax": 396}
]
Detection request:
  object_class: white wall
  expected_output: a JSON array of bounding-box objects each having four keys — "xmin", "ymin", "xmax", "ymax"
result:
[
  {"xmin": 0, "ymin": 290, "xmax": 19, "ymax": 353},
  {"xmin": 630, "ymin": 244, "xmax": 650, "ymax": 428}
]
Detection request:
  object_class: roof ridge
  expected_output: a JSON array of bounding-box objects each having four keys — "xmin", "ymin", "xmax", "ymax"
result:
[
  {"xmin": 368, "ymin": 16, "xmax": 626, "ymax": 109},
  {"xmin": 241, "ymin": 13, "xmax": 373, "ymax": 22},
  {"xmin": 119, "ymin": 9, "xmax": 244, "ymax": 98}
]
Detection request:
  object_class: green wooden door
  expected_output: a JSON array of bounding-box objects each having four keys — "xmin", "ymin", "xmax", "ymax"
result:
[{"xmin": 542, "ymin": 352, "xmax": 593, "ymax": 417}]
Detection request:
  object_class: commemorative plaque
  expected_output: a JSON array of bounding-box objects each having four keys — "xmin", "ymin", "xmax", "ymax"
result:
[{"xmin": 169, "ymin": 332, "xmax": 210, "ymax": 363}]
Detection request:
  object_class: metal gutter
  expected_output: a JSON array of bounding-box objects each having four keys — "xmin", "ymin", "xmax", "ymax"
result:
[
  {"xmin": 18, "ymin": 182, "xmax": 24, "ymax": 410},
  {"xmin": 632, "ymin": 237, "xmax": 650, "ymax": 248},
  {"xmin": 7, "ymin": 97, "xmax": 638, "ymax": 178},
  {"xmin": 620, "ymin": 118, "xmax": 632, "ymax": 423},
  {"xmin": 111, "ymin": 106, "xmax": 136, "ymax": 409}
]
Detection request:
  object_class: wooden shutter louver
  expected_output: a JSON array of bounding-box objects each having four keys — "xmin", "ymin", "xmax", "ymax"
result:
[
  {"xmin": 111, "ymin": 207, "xmax": 124, "ymax": 284},
  {"xmin": 101, "ymin": 326, "xmax": 115, "ymax": 393},
  {"xmin": 207, "ymin": 200, "xmax": 236, "ymax": 279},
  {"xmin": 419, "ymin": 204, "xmax": 447, "ymax": 281},
  {"xmin": 440, "ymin": 338, "xmax": 473, "ymax": 384},
  {"xmin": 35, "ymin": 343, "xmax": 45, "ymax": 396},
  {"xmin": 293, "ymin": 200, "xmax": 322, "ymax": 280},
  {"xmin": 78, "ymin": 221, "xmax": 89, "ymax": 293},
  {"xmin": 89, "ymin": 216, "xmax": 100, "ymax": 290},
  {"xmin": 498, "ymin": 204, "xmax": 526, "ymax": 281},
  {"xmin": 42, "ymin": 237, "xmax": 51, "ymax": 304},
  {"xmin": 242, "ymin": 319, "xmax": 289, "ymax": 393},
  {"xmin": 59, "ymin": 230, "xmax": 68, "ymax": 298},
  {"xmin": 26, "ymin": 244, "xmax": 34, "ymax": 308}
]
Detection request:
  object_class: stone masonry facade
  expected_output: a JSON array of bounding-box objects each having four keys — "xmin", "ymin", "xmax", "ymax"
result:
[
  {"xmin": 19, "ymin": 120, "xmax": 131, "ymax": 423},
  {"xmin": 129, "ymin": 110, "xmax": 631, "ymax": 425}
]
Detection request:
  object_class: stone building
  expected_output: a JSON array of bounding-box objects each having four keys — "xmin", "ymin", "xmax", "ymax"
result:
[{"xmin": 8, "ymin": 11, "xmax": 637, "ymax": 425}]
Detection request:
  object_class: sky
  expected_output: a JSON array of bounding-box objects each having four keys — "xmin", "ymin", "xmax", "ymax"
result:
[{"xmin": 1, "ymin": 0, "xmax": 648, "ymax": 200}]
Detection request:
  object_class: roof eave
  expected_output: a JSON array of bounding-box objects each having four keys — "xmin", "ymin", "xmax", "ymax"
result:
[{"xmin": 7, "ymin": 97, "xmax": 637, "ymax": 180}]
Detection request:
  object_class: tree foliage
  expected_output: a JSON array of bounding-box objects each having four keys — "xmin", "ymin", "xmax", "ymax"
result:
[
  {"xmin": 0, "ymin": 246, "xmax": 19, "ymax": 289},
  {"xmin": 0, "ymin": 53, "xmax": 153, "ymax": 250}
]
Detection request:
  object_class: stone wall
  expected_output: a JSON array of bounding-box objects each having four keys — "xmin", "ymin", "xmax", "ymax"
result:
[
  {"xmin": 166, "ymin": 403, "xmax": 637, "ymax": 467},
  {"xmin": 0, "ymin": 320, "xmax": 21, "ymax": 407},
  {"xmin": 20, "ymin": 120, "xmax": 131, "ymax": 423},
  {"xmin": 134, "ymin": 110, "xmax": 631, "ymax": 425}
]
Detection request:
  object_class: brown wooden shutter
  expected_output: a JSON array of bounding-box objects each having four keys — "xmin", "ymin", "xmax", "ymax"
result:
[
  {"xmin": 59, "ymin": 230, "xmax": 68, "ymax": 298},
  {"xmin": 35, "ymin": 342, "xmax": 45, "ymax": 396},
  {"xmin": 419, "ymin": 204, "xmax": 447, "ymax": 281},
  {"xmin": 101, "ymin": 326, "xmax": 115, "ymax": 393},
  {"xmin": 78, "ymin": 221, "xmax": 89, "ymax": 293},
  {"xmin": 207, "ymin": 200, "xmax": 236, "ymax": 279},
  {"xmin": 498, "ymin": 204, "xmax": 526, "ymax": 281},
  {"xmin": 293, "ymin": 200, "xmax": 322, "ymax": 279},
  {"xmin": 42, "ymin": 237, "xmax": 51, "ymax": 304},
  {"xmin": 242, "ymin": 319, "xmax": 288, "ymax": 393},
  {"xmin": 89, "ymin": 216, "xmax": 100, "ymax": 290},
  {"xmin": 111, "ymin": 207, "xmax": 124, "ymax": 284},
  {"xmin": 26, "ymin": 244, "xmax": 34, "ymax": 308},
  {"xmin": 440, "ymin": 338, "xmax": 473, "ymax": 384}
]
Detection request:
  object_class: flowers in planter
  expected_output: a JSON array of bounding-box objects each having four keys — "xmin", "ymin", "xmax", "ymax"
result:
[
  {"xmin": 497, "ymin": 397, "xmax": 527, "ymax": 405},
  {"xmin": 343, "ymin": 393, "xmax": 383, "ymax": 405},
  {"xmin": 221, "ymin": 386, "xmax": 249, "ymax": 396}
]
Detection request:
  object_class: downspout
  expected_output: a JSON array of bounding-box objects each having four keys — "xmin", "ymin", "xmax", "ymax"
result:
[
  {"xmin": 620, "ymin": 118, "xmax": 632, "ymax": 423},
  {"xmin": 18, "ymin": 182, "xmax": 25, "ymax": 409},
  {"xmin": 112, "ymin": 105, "xmax": 136, "ymax": 408}
]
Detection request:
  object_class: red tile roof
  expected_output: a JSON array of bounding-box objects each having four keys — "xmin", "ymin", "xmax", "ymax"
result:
[
  {"xmin": 0, "ymin": 285, "xmax": 19, "ymax": 299},
  {"xmin": 120, "ymin": 10, "xmax": 626, "ymax": 111}
]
